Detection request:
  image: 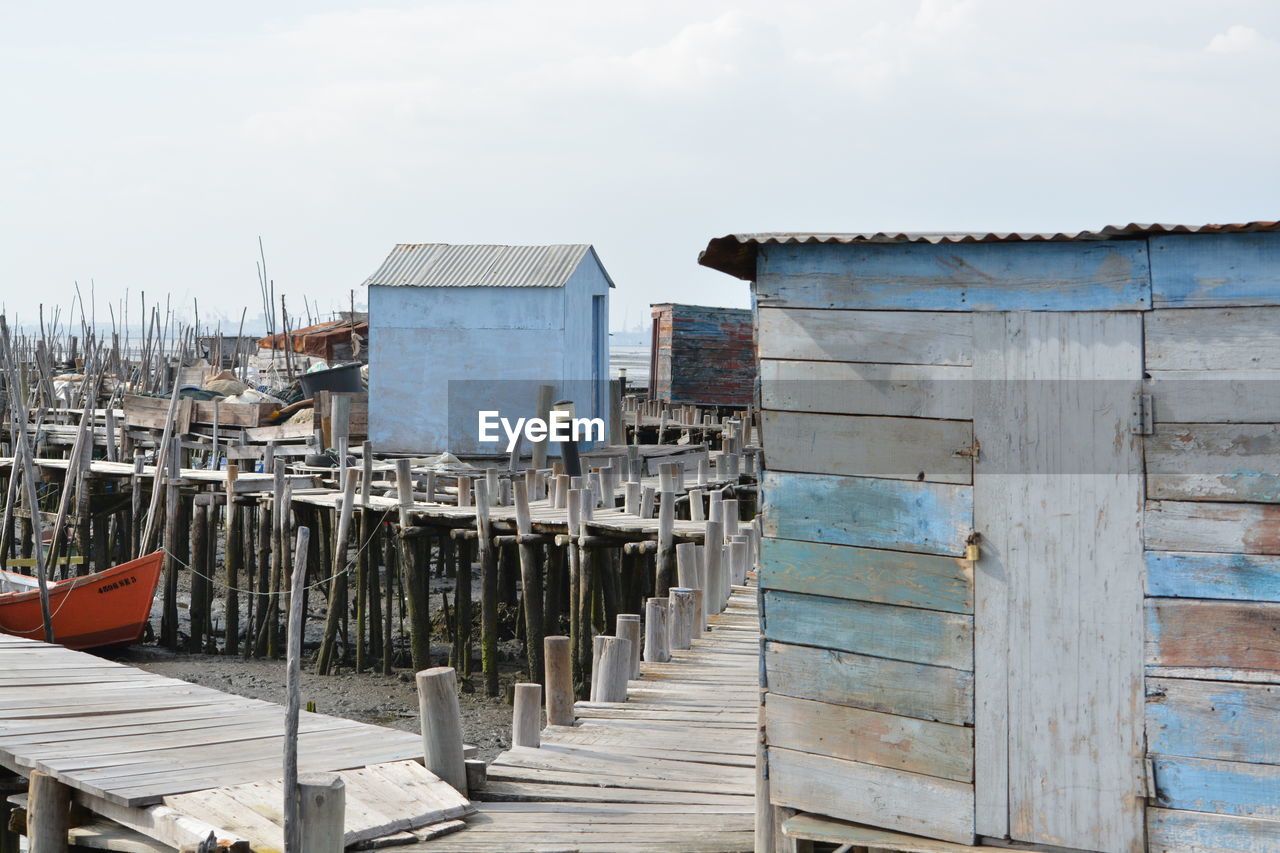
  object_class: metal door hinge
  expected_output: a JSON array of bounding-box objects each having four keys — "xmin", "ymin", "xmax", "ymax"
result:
[
  {"xmin": 1132, "ymin": 393, "xmax": 1154, "ymax": 435},
  {"xmin": 955, "ymin": 438, "xmax": 981, "ymax": 461}
]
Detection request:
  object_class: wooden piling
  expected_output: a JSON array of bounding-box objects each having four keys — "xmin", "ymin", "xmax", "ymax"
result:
[
  {"xmin": 594, "ymin": 636, "xmax": 632, "ymax": 703},
  {"xmin": 283, "ymin": 526, "xmax": 312, "ymax": 853},
  {"xmin": 566, "ymin": 488, "xmax": 584, "ymax": 695},
  {"xmin": 316, "ymin": 468, "xmax": 356, "ymax": 674},
  {"xmin": 26, "ymin": 770, "xmax": 69, "ymax": 853},
  {"xmin": 643, "ymin": 597, "xmax": 670, "ymax": 663},
  {"xmin": 415, "ymin": 667, "xmax": 468, "ymax": 795},
  {"xmin": 224, "ymin": 465, "xmax": 241, "ymax": 655},
  {"xmin": 512, "ymin": 683, "xmax": 542, "ymax": 748},
  {"xmin": 475, "ymin": 478, "xmax": 498, "ymax": 697},
  {"xmin": 668, "ymin": 587, "xmax": 695, "ymax": 651},
  {"xmin": 616, "ymin": 613, "xmax": 642, "ymax": 680},
  {"xmin": 189, "ymin": 496, "xmax": 210, "ymax": 651},
  {"xmin": 514, "ymin": 481, "xmax": 544, "ymax": 685},
  {"xmin": 296, "ymin": 774, "xmax": 345, "ymax": 853},
  {"xmin": 544, "ymin": 635, "xmax": 574, "ymax": 727},
  {"xmin": 703, "ymin": 520, "xmax": 724, "ymax": 617},
  {"xmin": 655, "ymin": 490, "xmax": 675, "ymax": 596},
  {"xmin": 395, "ymin": 460, "xmax": 430, "ymax": 672}
]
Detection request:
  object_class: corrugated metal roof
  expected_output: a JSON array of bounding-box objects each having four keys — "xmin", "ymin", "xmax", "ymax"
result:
[
  {"xmin": 362, "ymin": 243, "xmax": 614, "ymax": 288},
  {"xmin": 699, "ymin": 221, "xmax": 1280, "ymax": 280}
]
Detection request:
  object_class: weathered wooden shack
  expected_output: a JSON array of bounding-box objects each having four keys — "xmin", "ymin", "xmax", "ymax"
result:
[
  {"xmin": 363, "ymin": 243, "xmax": 613, "ymax": 455},
  {"xmin": 649, "ymin": 302, "xmax": 755, "ymax": 406},
  {"xmin": 699, "ymin": 223, "xmax": 1280, "ymax": 853}
]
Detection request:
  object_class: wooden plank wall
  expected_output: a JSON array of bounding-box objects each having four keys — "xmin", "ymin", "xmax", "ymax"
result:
[
  {"xmin": 754, "ymin": 234, "xmax": 1280, "ymax": 852},
  {"xmin": 651, "ymin": 303, "xmax": 755, "ymax": 406},
  {"xmin": 757, "ymin": 306, "xmax": 978, "ymax": 845},
  {"xmin": 971, "ymin": 311, "xmax": 1146, "ymax": 853},
  {"xmin": 1142, "ymin": 298, "xmax": 1280, "ymax": 850}
]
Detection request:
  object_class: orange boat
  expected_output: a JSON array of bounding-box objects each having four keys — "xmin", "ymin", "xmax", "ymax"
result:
[{"xmin": 0, "ymin": 551, "xmax": 164, "ymax": 649}]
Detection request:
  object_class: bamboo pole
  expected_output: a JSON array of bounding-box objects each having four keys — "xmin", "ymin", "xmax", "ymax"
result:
[{"xmin": 0, "ymin": 319, "xmax": 52, "ymax": 641}]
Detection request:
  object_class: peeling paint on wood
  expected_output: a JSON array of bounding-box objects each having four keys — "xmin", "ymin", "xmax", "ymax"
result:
[
  {"xmin": 1150, "ymin": 233, "xmax": 1280, "ymax": 308},
  {"xmin": 759, "ymin": 537, "xmax": 973, "ymax": 614},
  {"xmin": 650, "ymin": 303, "xmax": 754, "ymax": 405},
  {"xmin": 760, "ymin": 359, "xmax": 972, "ymax": 419},
  {"xmin": 1146, "ymin": 501, "xmax": 1280, "ymax": 555},
  {"xmin": 1145, "ymin": 551, "xmax": 1280, "ymax": 602},
  {"xmin": 1148, "ymin": 807, "xmax": 1280, "ymax": 853},
  {"xmin": 1146, "ymin": 598, "xmax": 1280, "ymax": 671},
  {"xmin": 1152, "ymin": 754, "xmax": 1280, "ymax": 821},
  {"xmin": 762, "ymin": 410, "xmax": 973, "ymax": 484},
  {"xmin": 757, "ymin": 240, "xmax": 1152, "ymax": 312},
  {"xmin": 763, "ymin": 589, "xmax": 973, "ymax": 670},
  {"xmin": 767, "ymin": 746, "xmax": 975, "ymax": 844},
  {"xmin": 1147, "ymin": 678, "xmax": 1280, "ymax": 765},
  {"xmin": 764, "ymin": 693, "xmax": 974, "ymax": 783},
  {"xmin": 1147, "ymin": 423, "xmax": 1280, "ymax": 502},
  {"xmin": 765, "ymin": 641, "xmax": 974, "ymax": 726},
  {"xmin": 762, "ymin": 470, "xmax": 972, "ymax": 557},
  {"xmin": 757, "ymin": 307, "xmax": 972, "ymax": 365}
]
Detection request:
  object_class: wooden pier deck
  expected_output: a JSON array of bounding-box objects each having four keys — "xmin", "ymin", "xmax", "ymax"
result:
[
  {"xmin": 0, "ymin": 634, "xmax": 472, "ymax": 849},
  {"xmin": 405, "ymin": 583, "xmax": 761, "ymax": 853}
]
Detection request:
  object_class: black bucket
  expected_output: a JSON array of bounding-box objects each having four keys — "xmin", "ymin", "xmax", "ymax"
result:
[{"xmin": 299, "ymin": 362, "xmax": 363, "ymax": 397}]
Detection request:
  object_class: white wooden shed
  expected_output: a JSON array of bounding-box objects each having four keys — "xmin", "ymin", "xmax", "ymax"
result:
[{"xmin": 363, "ymin": 243, "xmax": 613, "ymax": 455}]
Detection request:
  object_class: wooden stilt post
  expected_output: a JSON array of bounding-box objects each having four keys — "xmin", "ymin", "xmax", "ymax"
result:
[
  {"xmin": 159, "ymin": 435, "xmax": 182, "ymax": 649},
  {"xmin": 189, "ymin": 496, "xmax": 210, "ymax": 651},
  {"xmin": 513, "ymin": 481, "xmax": 544, "ymax": 685},
  {"xmin": 415, "ymin": 667, "xmax": 468, "ymax": 795},
  {"xmin": 296, "ymin": 775, "xmax": 344, "ymax": 853},
  {"xmin": 644, "ymin": 597, "xmax": 670, "ymax": 663},
  {"xmin": 283, "ymin": 526, "xmax": 312, "ymax": 853},
  {"xmin": 668, "ymin": 587, "xmax": 695, "ymax": 651},
  {"xmin": 616, "ymin": 613, "xmax": 642, "ymax": 680},
  {"xmin": 544, "ymin": 635, "xmax": 574, "ymax": 727},
  {"xmin": 475, "ymin": 478, "xmax": 498, "ymax": 697},
  {"xmin": 703, "ymin": 520, "xmax": 724, "ymax": 617},
  {"xmin": 26, "ymin": 770, "xmax": 69, "ymax": 853},
  {"xmin": 224, "ymin": 464, "xmax": 241, "ymax": 655},
  {"xmin": 566, "ymin": 488, "xmax": 584, "ymax": 696},
  {"xmin": 655, "ymin": 490, "xmax": 675, "ymax": 597},
  {"xmin": 395, "ymin": 459, "xmax": 430, "ymax": 672},
  {"xmin": 316, "ymin": 468, "xmax": 356, "ymax": 674},
  {"xmin": 512, "ymin": 682, "xmax": 542, "ymax": 748},
  {"xmin": 594, "ymin": 635, "xmax": 632, "ymax": 703}
]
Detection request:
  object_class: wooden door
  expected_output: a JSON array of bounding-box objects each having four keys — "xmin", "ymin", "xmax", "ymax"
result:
[{"xmin": 973, "ymin": 312, "xmax": 1146, "ymax": 853}]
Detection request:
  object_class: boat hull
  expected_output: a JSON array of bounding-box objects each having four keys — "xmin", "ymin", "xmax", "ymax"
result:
[{"xmin": 0, "ymin": 552, "xmax": 164, "ymax": 649}]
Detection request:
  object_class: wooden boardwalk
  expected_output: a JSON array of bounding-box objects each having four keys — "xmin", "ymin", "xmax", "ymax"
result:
[
  {"xmin": 0, "ymin": 634, "xmax": 472, "ymax": 848},
  {"xmin": 405, "ymin": 583, "xmax": 761, "ymax": 853}
]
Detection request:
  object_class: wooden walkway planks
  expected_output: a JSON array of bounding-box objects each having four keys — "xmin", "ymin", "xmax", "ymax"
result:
[
  {"xmin": 403, "ymin": 584, "xmax": 761, "ymax": 853},
  {"xmin": 0, "ymin": 634, "xmax": 431, "ymax": 807}
]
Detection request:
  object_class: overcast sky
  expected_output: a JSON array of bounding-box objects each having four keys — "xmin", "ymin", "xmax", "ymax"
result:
[{"xmin": 2, "ymin": 1, "xmax": 1277, "ymax": 333}]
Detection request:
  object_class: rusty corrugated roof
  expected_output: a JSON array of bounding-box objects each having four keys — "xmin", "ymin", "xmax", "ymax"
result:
[
  {"xmin": 362, "ymin": 243, "xmax": 614, "ymax": 288},
  {"xmin": 698, "ymin": 221, "xmax": 1280, "ymax": 280}
]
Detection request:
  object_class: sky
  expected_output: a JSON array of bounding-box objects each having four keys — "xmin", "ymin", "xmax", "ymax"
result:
[{"xmin": 1, "ymin": 0, "xmax": 1278, "ymax": 334}]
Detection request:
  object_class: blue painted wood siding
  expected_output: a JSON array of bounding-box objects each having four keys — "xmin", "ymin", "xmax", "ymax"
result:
[
  {"xmin": 757, "ymin": 240, "xmax": 1152, "ymax": 312},
  {"xmin": 762, "ymin": 470, "xmax": 972, "ymax": 557},
  {"xmin": 1151, "ymin": 232, "xmax": 1280, "ymax": 308}
]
